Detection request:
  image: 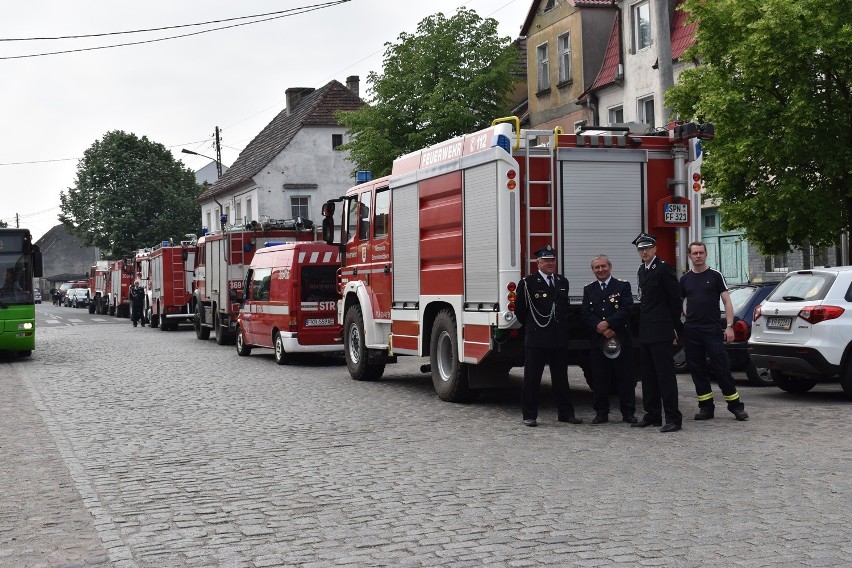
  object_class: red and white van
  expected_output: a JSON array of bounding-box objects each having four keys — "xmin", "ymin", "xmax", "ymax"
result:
[{"xmin": 236, "ymin": 242, "xmax": 342, "ymax": 364}]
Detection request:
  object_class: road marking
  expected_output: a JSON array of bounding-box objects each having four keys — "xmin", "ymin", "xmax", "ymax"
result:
[{"xmin": 45, "ymin": 320, "xmax": 63, "ymax": 324}]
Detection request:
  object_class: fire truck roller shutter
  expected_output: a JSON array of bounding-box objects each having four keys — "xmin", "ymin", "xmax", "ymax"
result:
[
  {"xmin": 391, "ymin": 182, "xmax": 419, "ymax": 304},
  {"xmin": 463, "ymin": 163, "xmax": 500, "ymax": 304},
  {"xmin": 559, "ymin": 149, "xmax": 646, "ymax": 294}
]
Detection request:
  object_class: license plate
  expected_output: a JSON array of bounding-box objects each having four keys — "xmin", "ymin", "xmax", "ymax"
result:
[
  {"xmin": 664, "ymin": 203, "xmax": 688, "ymax": 223},
  {"xmin": 766, "ymin": 316, "xmax": 792, "ymax": 330},
  {"xmin": 305, "ymin": 318, "xmax": 335, "ymax": 327}
]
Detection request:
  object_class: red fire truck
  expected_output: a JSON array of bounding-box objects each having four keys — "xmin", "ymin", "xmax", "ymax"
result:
[
  {"xmin": 107, "ymin": 258, "xmax": 134, "ymax": 317},
  {"xmin": 321, "ymin": 117, "xmax": 710, "ymax": 401},
  {"xmin": 193, "ymin": 219, "xmax": 316, "ymax": 344},
  {"xmin": 87, "ymin": 260, "xmax": 110, "ymax": 314},
  {"xmin": 135, "ymin": 238, "xmax": 196, "ymax": 330}
]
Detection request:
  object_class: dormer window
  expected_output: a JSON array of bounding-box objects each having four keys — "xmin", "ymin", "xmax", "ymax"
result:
[{"xmin": 544, "ymin": 0, "xmax": 557, "ymax": 12}]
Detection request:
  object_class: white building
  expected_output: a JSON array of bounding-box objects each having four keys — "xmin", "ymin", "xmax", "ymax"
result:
[{"xmin": 197, "ymin": 77, "xmax": 363, "ymax": 233}]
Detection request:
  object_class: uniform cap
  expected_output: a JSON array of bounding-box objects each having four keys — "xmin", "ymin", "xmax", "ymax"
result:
[
  {"xmin": 534, "ymin": 245, "xmax": 556, "ymax": 259},
  {"xmin": 632, "ymin": 233, "xmax": 657, "ymax": 249}
]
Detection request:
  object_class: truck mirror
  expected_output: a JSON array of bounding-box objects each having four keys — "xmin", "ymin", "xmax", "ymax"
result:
[
  {"xmin": 32, "ymin": 247, "xmax": 44, "ymax": 278},
  {"xmin": 322, "ymin": 217, "xmax": 336, "ymax": 245},
  {"xmin": 322, "ymin": 201, "xmax": 335, "ymax": 217},
  {"xmin": 181, "ymin": 249, "xmax": 189, "ymax": 262}
]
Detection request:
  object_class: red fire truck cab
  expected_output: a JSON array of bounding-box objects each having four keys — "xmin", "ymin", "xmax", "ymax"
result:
[
  {"xmin": 136, "ymin": 238, "xmax": 196, "ymax": 330},
  {"xmin": 107, "ymin": 259, "xmax": 133, "ymax": 317},
  {"xmin": 87, "ymin": 261, "xmax": 110, "ymax": 314},
  {"xmin": 236, "ymin": 241, "xmax": 342, "ymax": 364}
]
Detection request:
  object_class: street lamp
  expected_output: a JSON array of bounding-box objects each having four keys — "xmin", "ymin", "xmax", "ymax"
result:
[{"xmin": 181, "ymin": 148, "xmax": 222, "ymax": 179}]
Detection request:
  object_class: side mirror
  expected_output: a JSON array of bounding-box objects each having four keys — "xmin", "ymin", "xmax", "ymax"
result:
[
  {"xmin": 322, "ymin": 217, "xmax": 336, "ymax": 245},
  {"xmin": 181, "ymin": 249, "xmax": 189, "ymax": 262},
  {"xmin": 322, "ymin": 201, "xmax": 335, "ymax": 217},
  {"xmin": 32, "ymin": 247, "xmax": 44, "ymax": 278}
]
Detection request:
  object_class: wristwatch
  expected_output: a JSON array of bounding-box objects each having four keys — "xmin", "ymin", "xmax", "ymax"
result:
[{"xmin": 726, "ymin": 324, "xmax": 733, "ymax": 328}]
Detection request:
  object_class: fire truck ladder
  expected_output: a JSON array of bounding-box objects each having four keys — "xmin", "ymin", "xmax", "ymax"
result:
[{"xmin": 522, "ymin": 129, "xmax": 557, "ymax": 274}]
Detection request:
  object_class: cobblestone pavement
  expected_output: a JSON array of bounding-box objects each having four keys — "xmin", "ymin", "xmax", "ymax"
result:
[{"xmin": 2, "ymin": 312, "xmax": 851, "ymax": 567}]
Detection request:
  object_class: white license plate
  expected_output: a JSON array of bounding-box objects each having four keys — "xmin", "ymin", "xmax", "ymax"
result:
[
  {"xmin": 766, "ymin": 316, "xmax": 793, "ymax": 330},
  {"xmin": 305, "ymin": 318, "xmax": 335, "ymax": 327},
  {"xmin": 664, "ymin": 203, "xmax": 688, "ymax": 223}
]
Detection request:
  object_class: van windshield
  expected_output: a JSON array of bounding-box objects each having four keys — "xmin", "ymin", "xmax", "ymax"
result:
[{"xmin": 301, "ymin": 266, "xmax": 338, "ymax": 302}]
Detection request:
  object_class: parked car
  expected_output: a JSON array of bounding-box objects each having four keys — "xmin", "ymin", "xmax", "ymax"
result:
[
  {"xmin": 65, "ymin": 288, "xmax": 90, "ymax": 308},
  {"xmin": 674, "ymin": 281, "xmax": 779, "ymax": 386},
  {"xmin": 749, "ymin": 266, "xmax": 852, "ymax": 398},
  {"xmin": 33, "ymin": 289, "xmax": 42, "ymax": 303}
]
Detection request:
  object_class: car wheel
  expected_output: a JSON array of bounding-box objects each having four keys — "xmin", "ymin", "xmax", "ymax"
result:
[
  {"xmin": 771, "ymin": 370, "xmax": 816, "ymax": 393},
  {"xmin": 274, "ymin": 331, "xmax": 291, "ymax": 365},
  {"xmin": 236, "ymin": 326, "xmax": 252, "ymax": 356},
  {"xmin": 745, "ymin": 360, "xmax": 774, "ymax": 387}
]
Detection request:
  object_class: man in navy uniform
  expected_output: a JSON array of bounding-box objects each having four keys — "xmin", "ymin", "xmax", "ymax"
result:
[
  {"xmin": 581, "ymin": 255, "xmax": 637, "ymax": 424},
  {"xmin": 631, "ymin": 233, "xmax": 684, "ymax": 432},
  {"xmin": 514, "ymin": 245, "xmax": 581, "ymax": 427}
]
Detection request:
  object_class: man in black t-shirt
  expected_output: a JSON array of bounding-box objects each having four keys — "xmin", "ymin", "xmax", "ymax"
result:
[{"xmin": 679, "ymin": 242, "xmax": 748, "ymax": 422}]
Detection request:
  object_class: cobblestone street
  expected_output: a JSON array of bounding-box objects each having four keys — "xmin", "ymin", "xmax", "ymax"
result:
[{"xmin": 2, "ymin": 308, "xmax": 851, "ymax": 567}]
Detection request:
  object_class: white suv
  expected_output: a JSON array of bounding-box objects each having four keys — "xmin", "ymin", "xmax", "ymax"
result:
[{"xmin": 749, "ymin": 266, "xmax": 852, "ymax": 397}]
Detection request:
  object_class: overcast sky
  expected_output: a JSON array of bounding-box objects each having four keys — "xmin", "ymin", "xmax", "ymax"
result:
[{"xmin": 1, "ymin": 0, "xmax": 530, "ymax": 241}]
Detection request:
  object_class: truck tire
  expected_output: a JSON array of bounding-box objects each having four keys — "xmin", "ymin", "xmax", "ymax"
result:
[
  {"xmin": 771, "ymin": 370, "xmax": 816, "ymax": 393},
  {"xmin": 274, "ymin": 331, "xmax": 291, "ymax": 365},
  {"xmin": 214, "ymin": 312, "xmax": 228, "ymax": 345},
  {"xmin": 236, "ymin": 326, "xmax": 252, "ymax": 356},
  {"xmin": 88, "ymin": 301, "xmax": 96, "ymax": 314},
  {"xmin": 430, "ymin": 309, "xmax": 474, "ymax": 402},
  {"xmin": 150, "ymin": 311, "xmax": 160, "ymax": 329},
  {"xmin": 745, "ymin": 360, "xmax": 774, "ymax": 387},
  {"xmin": 159, "ymin": 316, "xmax": 169, "ymax": 331},
  {"xmin": 194, "ymin": 306, "xmax": 210, "ymax": 340},
  {"xmin": 343, "ymin": 305, "xmax": 384, "ymax": 381}
]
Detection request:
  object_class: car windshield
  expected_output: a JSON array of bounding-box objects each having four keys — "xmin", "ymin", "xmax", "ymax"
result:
[
  {"xmin": 721, "ymin": 286, "xmax": 758, "ymax": 314},
  {"xmin": 767, "ymin": 273, "xmax": 834, "ymax": 302}
]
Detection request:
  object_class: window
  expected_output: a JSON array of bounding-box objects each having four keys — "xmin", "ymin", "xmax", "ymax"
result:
[
  {"xmin": 765, "ymin": 253, "xmax": 788, "ymax": 273},
  {"xmin": 245, "ymin": 198, "xmax": 252, "ymax": 222},
  {"xmin": 224, "ymin": 205, "xmax": 230, "ymax": 224},
  {"xmin": 638, "ymin": 96, "xmax": 655, "ymax": 127},
  {"xmin": 573, "ymin": 120, "xmax": 586, "ymax": 133},
  {"xmin": 235, "ymin": 200, "xmax": 242, "ymax": 225},
  {"xmin": 374, "ymin": 188, "xmax": 390, "ymax": 238},
  {"xmin": 557, "ymin": 33, "xmax": 571, "ymax": 83},
  {"xmin": 608, "ymin": 106, "xmax": 623, "ymax": 125},
  {"xmin": 633, "ymin": 1, "xmax": 652, "ymax": 51},
  {"xmin": 251, "ymin": 267, "xmax": 272, "ymax": 301},
  {"xmin": 544, "ymin": 0, "xmax": 556, "ymax": 11},
  {"xmin": 332, "ymin": 133, "xmax": 343, "ymax": 150},
  {"xmin": 536, "ymin": 43, "xmax": 550, "ymax": 92},
  {"xmin": 358, "ymin": 191, "xmax": 371, "ymax": 240},
  {"xmin": 703, "ymin": 214, "xmax": 716, "ymax": 229},
  {"xmin": 205, "ymin": 212, "xmax": 211, "ymax": 232},
  {"xmin": 346, "ymin": 197, "xmax": 358, "ymax": 242},
  {"xmin": 291, "ymin": 196, "xmax": 309, "ymax": 219}
]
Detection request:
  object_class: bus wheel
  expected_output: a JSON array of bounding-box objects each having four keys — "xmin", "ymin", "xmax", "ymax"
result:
[
  {"xmin": 274, "ymin": 332, "xmax": 291, "ymax": 365},
  {"xmin": 344, "ymin": 305, "xmax": 384, "ymax": 381},
  {"xmin": 236, "ymin": 326, "xmax": 252, "ymax": 356},
  {"xmin": 194, "ymin": 306, "xmax": 210, "ymax": 340},
  {"xmin": 430, "ymin": 309, "xmax": 473, "ymax": 402}
]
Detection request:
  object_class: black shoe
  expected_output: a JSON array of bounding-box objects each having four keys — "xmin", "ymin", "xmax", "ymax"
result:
[
  {"xmin": 660, "ymin": 423, "xmax": 682, "ymax": 433},
  {"xmin": 631, "ymin": 417, "xmax": 662, "ymax": 428},
  {"xmin": 694, "ymin": 409, "xmax": 715, "ymax": 421},
  {"xmin": 592, "ymin": 415, "xmax": 609, "ymax": 424},
  {"xmin": 732, "ymin": 409, "xmax": 749, "ymax": 421},
  {"xmin": 558, "ymin": 416, "xmax": 583, "ymax": 424},
  {"xmin": 133, "ymin": 323, "xmax": 137, "ymax": 327},
  {"xmin": 523, "ymin": 419, "xmax": 537, "ymax": 427},
  {"xmin": 622, "ymin": 415, "xmax": 638, "ymax": 424}
]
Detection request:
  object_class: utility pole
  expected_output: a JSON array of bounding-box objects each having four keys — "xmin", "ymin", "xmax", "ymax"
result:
[
  {"xmin": 16, "ymin": 213, "xmax": 19, "ymax": 228},
  {"xmin": 214, "ymin": 126, "xmax": 223, "ymax": 179}
]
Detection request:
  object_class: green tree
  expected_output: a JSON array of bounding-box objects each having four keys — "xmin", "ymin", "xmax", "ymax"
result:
[
  {"xmin": 337, "ymin": 8, "xmax": 522, "ymax": 177},
  {"xmin": 59, "ymin": 131, "xmax": 202, "ymax": 257},
  {"xmin": 667, "ymin": 0, "xmax": 851, "ymax": 261}
]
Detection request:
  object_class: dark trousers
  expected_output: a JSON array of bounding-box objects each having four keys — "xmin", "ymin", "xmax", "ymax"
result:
[
  {"xmin": 131, "ymin": 304, "xmax": 143, "ymax": 323},
  {"xmin": 590, "ymin": 346, "xmax": 636, "ymax": 417},
  {"xmin": 639, "ymin": 341, "xmax": 682, "ymax": 425},
  {"xmin": 683, "ymin": 325, "xmax": 744, "ymax": 411},
  {"xmin": 522, "ymin": 346, "xmax": 575, "ymax": 420}
]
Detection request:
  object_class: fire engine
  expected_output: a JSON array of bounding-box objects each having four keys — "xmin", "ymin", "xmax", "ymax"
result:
[
  {"xmin": 135, "ymin": 238, "xmax": 196, "ymax": 330},
  {"xmin": 107, "ymin": 258, "xmax": 134, "ymax": 317},
  {"xmin": 192, "ymin": 219, "xmax": 316, "ymax": 344},
  {"xmin": 321, "ymin": 117, "xmax": 711, "ymax": 401},
  {"xmin": 87, "ymin": 260, "xmax": 110, "ymax": 314}
]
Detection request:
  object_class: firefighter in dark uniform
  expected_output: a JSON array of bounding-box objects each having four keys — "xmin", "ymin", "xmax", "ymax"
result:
[
  {"xmin": 129, "ymin": 280, "xmax": 145, "ymax": 327},
  {"xmin": 580, "ymin": 255, "xmax": 637, "ymax": 424},
  {"xmin": 631, "ymin": 233, "xmax": 684, "ymax": 432},
  {"xmin": 514, "ymin": 245, "xmax": 581, "ymax": 427}
]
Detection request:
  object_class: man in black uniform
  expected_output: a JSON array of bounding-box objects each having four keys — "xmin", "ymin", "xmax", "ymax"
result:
[
  {"xmin": 129, "ymin": 280, "xmax": 145, "ymax": 327},
  {"xmin": 679, "ymin": 242, "xmax": 748, "ymax": 422},
  {"xmin": 581, "ymin": 255, "xmax": 637, "ymax": 424},
  {"xmin": 515, "ymin": 245, "xmax": 581, "ymax": 427},
  {"xmin": 631, "ymin": 233, "xmax": 683, "ymax": 432}
]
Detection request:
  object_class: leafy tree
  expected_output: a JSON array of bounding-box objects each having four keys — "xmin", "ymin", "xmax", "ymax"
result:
[
  {"xmin": 0, "ymin": 220, "xmax": 7, "ymax": 228},
  {"xmin": 60, "ymin": 131, "xmax": 202, "ymax": 257},
  {"xmin": 337, "ymin": 8, "xmax": 522, "ymax": 177},
  {"xmin": 667, "ymin": 0, "xmax": 851, "ymax": 261}
]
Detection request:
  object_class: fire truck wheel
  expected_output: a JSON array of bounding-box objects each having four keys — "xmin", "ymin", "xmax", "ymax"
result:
[
  {"xmin": 236, "ymin": 327, "xmax": 252, "ymax": 356},
  {"xmin": 194, "ymin": 306, "xmax": 211, "ymax": 340},
  {"xmin": 214, "ymin": 312, "xmax": 233, "ymax": 345},
  {"xmin": 274, "ymin": 332, "xmax": 292, "ymax": 365},
  {"xmin": 88, "ymin": 302, "xmax": 96, "ymax": 314},
  {"xmin": 159, "ymin": 317, "xmax": 170, "ymax": 331},
  {"xmin": 150, "ymin": 313, "xmax": 160, "ymax": 329},
  {"xmin": 343, "ymin": 305, "xmax": 384, "ymax": 381},
  {"xmin": 430, "ymin": 309, "xmax": 473, "ymax": 403}
]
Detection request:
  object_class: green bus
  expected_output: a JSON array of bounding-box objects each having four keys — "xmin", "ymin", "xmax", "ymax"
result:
[{"xmin": 0, "ymin": 228, "xmax": 43, "ymax": 357}]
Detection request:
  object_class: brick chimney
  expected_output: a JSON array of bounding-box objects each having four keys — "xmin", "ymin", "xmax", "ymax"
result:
[
  {"xmin": 285, "ymin": 87, "xmax": 315, "ymax": 115},
  {"xmin": 346, "ymin": 75, "xmax": 360, "ymax": 99}
]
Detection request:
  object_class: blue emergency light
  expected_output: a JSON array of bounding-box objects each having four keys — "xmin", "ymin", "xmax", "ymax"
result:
[
  {"xmin": 492, "ymin": 134, "xmax": 511, "ymax": 153},
  {"xmin": 356, "ymin": 170, "xmax": 372, "ymax": 183}
]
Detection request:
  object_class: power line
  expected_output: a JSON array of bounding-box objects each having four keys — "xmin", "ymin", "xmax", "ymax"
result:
[{"xmin": 0, "ymin": 0, "xmax": 350, "ymax": 60}]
